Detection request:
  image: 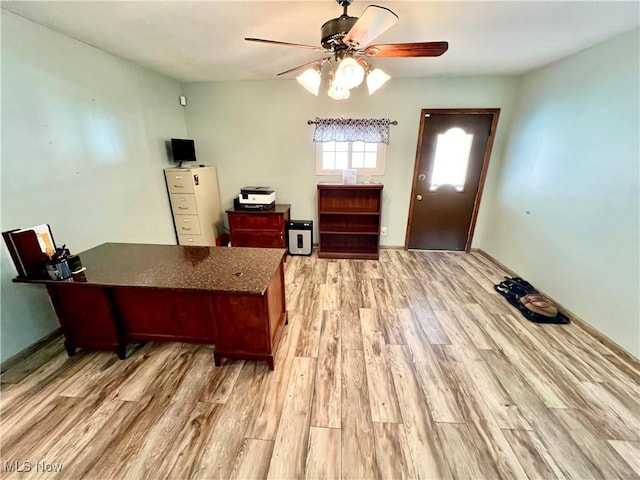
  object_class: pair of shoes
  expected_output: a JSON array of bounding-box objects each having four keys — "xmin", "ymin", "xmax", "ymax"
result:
[{"xmin": 494, "ymin": 277, "xmax": 570, "ymax": 325}]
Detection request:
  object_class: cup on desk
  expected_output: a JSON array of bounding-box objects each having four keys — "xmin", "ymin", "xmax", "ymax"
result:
[
  {"xmin": 67, "ymin": 254, "xmax": 83, "ymax": 274},
  {"xmin": 46, "ymin": 258, "xmax": 72, "ymax": 280}
]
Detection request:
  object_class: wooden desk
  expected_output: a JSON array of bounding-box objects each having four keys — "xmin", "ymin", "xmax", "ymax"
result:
[{"xmin": 14, "ymin": 243, "xmax": 287, "ymax": 370}]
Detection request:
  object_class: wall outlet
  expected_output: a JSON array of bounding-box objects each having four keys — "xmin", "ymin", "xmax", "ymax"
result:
[{"xmin": 381, "ymin": 226, "xmax": 387, "ymax": 236}]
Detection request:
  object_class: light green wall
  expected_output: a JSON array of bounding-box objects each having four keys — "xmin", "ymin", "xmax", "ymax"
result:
[
  {"xmin": 1, "ymin": 12, "xmax": 186, "ymax": 362},
  {"xmin": 3, "ymin": 9, "xmax": 636, "ymax": 363},
  {"xmin": 182, "ymin": 75, "xmax": 520, "ymax": 247},
  {"xmin": 482, "ymin": 28, "xmax": 640, "ymax": 356}
]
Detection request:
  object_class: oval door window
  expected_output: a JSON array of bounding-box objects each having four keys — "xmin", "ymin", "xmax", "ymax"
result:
[{"xmin": 429, "ymin": 127, "xmax": 474, "ymax": 192}]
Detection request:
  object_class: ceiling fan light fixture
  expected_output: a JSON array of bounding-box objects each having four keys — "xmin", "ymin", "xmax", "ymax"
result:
[
  {"xmin": 296, "ymin": 66, "xmax": 322, "ymax": 96},
  {"xmin": 366, "ymin": 67, "xmax": 390, "ymax": 94},
  {"xmin": 328, "ymin": 82, "xmax": 350, "ymax": 100},
  {"xmin": 334, "ymin": 56, "xmax": 365, "ymax": 90},
  {"xmin": 247, "ymin": 1, "xmax": 450, "ymax": 99}
]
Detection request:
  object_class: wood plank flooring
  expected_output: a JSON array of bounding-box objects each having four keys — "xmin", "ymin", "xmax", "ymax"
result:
[{"xmin": 1, "ymin": 250, "xmax": 639, "ymax": 479}]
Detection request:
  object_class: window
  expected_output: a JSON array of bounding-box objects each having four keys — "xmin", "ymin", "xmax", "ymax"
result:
[
  {"xmin": 316, "ymin": 141, "xmax": 386, "ymax": 175},
  {"xmin": 429, "ymin": 127, "xmax": 474, "ymax": 192},
  {"xmin": 312, "ymin": 117, "xmax": 391, "ymax": 176}
]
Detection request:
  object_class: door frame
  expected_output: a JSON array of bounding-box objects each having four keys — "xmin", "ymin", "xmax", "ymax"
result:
[{"xmin": 404, "ymin": 108, "xmax": 501, "ymax": 252}]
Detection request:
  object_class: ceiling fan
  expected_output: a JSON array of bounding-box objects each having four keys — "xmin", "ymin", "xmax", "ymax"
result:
[{"xmin": 245, "ymin": 0, "xmax": 448, "ymax": 99}]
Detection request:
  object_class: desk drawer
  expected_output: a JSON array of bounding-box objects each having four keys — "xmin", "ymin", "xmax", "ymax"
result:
[
  {"xmin": 178, "ymin": 234, "xmax": 210, "ymax": 246},
  {"xmin": 228, "ymin": 213, "xmax": 283, "ymax": 231},
  {"xmin": 175, "ymin": 215, "xmax": 201, "ymax": 235},
  {"xmin": 232, "ymin": 231, "xmax": 285, "ymax": 248},
  {"xmin": 171, "ymin": 194, "xmax": 198, "ymax": 215},
  {"xmin": 166, "ymin": 171, "xmax": 195, "ymax": 194}
]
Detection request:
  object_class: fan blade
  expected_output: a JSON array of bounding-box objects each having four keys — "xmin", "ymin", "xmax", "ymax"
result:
[
  {"xmin": 245, "ymin": 37, "xmax": 326, "ymax": 52},
  {"xmin": 343, "ymin": 5, "xmax": 398, "ymax": 49},
  {"xmin": 277, "ymin": 58, "xmax": 330, "ymax": 77},
  {"xmin": 361, "ymin": 41, "xmax": 449, "ymax": 58}
]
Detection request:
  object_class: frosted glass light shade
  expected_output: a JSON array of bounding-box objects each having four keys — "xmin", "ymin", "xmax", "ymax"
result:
[
  {"xmin": 296, "ymin": 68, "xmax": 321, "ymax": 96},
  {"xmin": 328, "ymin": 83, "xmax": 350, "ymax": 100},
  {"xmin": 366, "ymin": 67, "xmax": 390, "ymax": 94},
  {"xmin": 334, "ymin": 57, "xmax": 365, "ymax": 90}
]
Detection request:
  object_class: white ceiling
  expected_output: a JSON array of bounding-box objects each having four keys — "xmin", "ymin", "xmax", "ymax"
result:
[{"xmin": 2, "ymin": 1, "xmax": 639, "ymax": 83}]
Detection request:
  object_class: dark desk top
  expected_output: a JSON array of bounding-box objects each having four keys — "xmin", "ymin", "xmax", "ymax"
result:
[{"xmin": 15, "ymin": 243, "xmax": 285, "ymax": 294}]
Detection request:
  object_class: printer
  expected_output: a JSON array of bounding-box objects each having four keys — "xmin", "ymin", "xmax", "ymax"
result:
[{"xmin": 234, "ymin": 186, "xmax": 276, "ymax": 210}]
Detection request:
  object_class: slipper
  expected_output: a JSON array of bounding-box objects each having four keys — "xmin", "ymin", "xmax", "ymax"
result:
[
  {"xmin": 494, "ymin": 282, "xmax": 524, "ymax": 309},
  {"xmin": 520, "ymin": 307, "xmax": 570, "ymax": 324},
  {"xmin": 494, "ymin": 282, "xmax": 509, "ymax": 296},
  {"xmin": 498, "ymin": 279, "xmax": 530, "ymax": 298},
  {"xmin": 522, "ymin": 293, "xmax": 547, "ymax": 302},
  {"xmin": 507, "ymin": 277, "xmax": 537, "ymax": 294},
  {"xmin": 520, "ymin": 295, "xmax": 558, "ymax": 317},
  {"xmin": 522, "ymin": 294, "xmax": 555, "ymax": 308}
]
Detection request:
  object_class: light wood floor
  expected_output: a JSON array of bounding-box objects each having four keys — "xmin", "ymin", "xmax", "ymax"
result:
[{"xmin": 1, "ymin": 250, "xmax": 639, "ymax": 479}]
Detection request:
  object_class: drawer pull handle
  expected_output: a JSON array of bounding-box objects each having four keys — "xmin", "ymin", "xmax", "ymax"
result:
[
  {"xmin": 174, "ymin": 184, "xmax": 184, "ymax": 188},
  {"xmin": 175, "ymin": 175, "xmax": 183, "ymax": 179},
  {"xmin": 183, "ymin": 219, "xmax": 190, "ymax": 222},
  {"xmin": 187, "ymin": 238, "xmax": 194, "ymax": 242},
  {"xmin": 182, "ymin": 227, "xmax": 192, "ymax": 231},
  {"xmin": 178, "ymin": 206, "xmax": 189, "ymax": 210}
]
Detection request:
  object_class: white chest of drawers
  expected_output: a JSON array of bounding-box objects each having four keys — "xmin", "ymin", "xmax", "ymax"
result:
[{"xmin": 164, "ymin": 166, "xmax": 222, "ymax": 246}]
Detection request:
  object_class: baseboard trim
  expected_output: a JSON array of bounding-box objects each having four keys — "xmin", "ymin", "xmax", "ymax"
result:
[
  {"xmin": 1, "ymin": 328, "xmax": 63, "ymax": 373},
  {"xmin": 473, "ymin": 248, "xmax": 639, "ymax": 364}
]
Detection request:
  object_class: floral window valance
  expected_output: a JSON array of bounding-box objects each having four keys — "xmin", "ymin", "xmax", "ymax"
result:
[{"xmin": 312, "ymin": 117, "xmax": 391, "ymax": 144}]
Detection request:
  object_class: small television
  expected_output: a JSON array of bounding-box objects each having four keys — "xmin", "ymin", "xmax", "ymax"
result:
[{"xmin": 170, "ymin": 138, "xmax": 196, "ymax": 166}]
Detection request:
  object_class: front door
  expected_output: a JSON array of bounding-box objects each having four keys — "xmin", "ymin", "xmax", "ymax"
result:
[{"xmin": 405, "ymin": 109, "xmax": 499, "ymax": 251}]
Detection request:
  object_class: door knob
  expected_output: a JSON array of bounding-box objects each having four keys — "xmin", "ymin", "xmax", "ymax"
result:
[
  {"xmin": 416, "ymin": 194, "xmax": 423, "ymax": 201},
  {"xmin": 418, "ymin": 174, "xmax": 426, "ymax": 181}
]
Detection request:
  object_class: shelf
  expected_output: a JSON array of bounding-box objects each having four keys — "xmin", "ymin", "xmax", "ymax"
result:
[
  {"xmin": 319, "ymin": 230, "xmax": 379, "ymax": 235},
  {"xmin": 319, "ymin": 210, "xmax": 380, "ymax": 215},
  {"xmin": 318, "ymin": 250, "xmax": 379, "ymax": 260},
  {"xmin": 319, "ymin": 232, "xmax": 379, "ymax": 259},
  {"xmin": 316, "ymin": 183, "xmax": 384, "ymax": 189},
  {"xmin": 318, "ymin": 213, "xmax": 380, "ymax": 235},
  {"xmin": 317, "ymin": 183, "xmax": 383, "ymax": 260}
]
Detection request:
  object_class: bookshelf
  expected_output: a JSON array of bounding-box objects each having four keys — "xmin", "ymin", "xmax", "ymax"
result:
[{"xmin": 317, "ymin": 183, "xmax": 383, "ymax": 260}]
